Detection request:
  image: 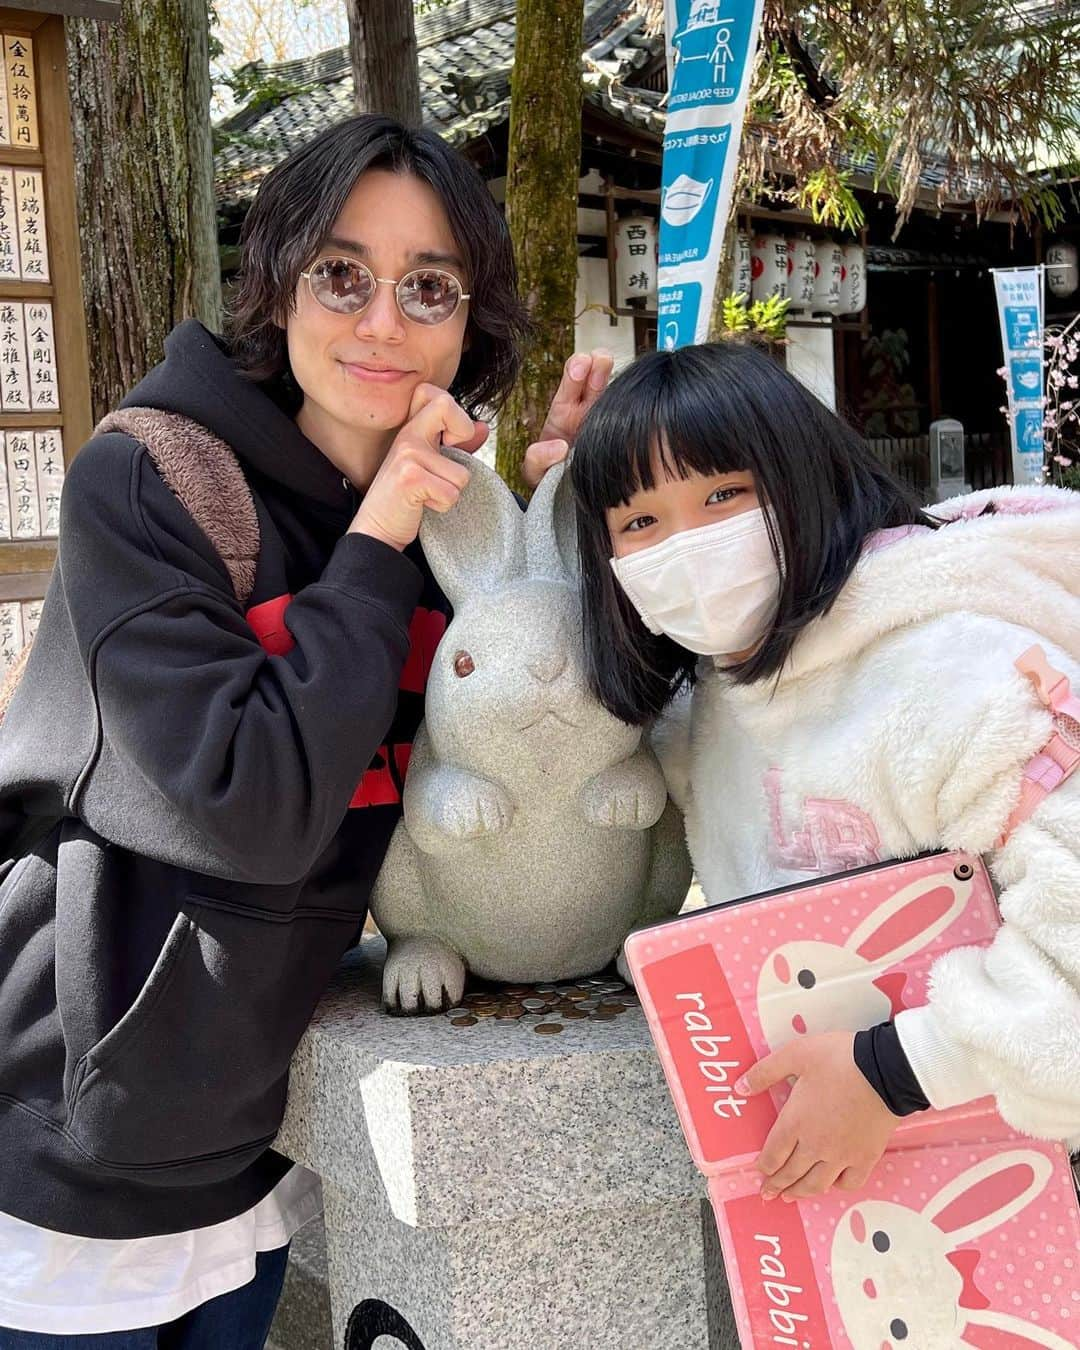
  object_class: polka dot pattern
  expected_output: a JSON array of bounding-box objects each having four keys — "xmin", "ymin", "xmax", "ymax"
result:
[
  {"xmin": 707, "ymin": 1140, "xmax": 1080, "ymax": 1348},
  {"xmin": 628, "ymin": 854, "xmax": 1080, "ymax": 1348},
  {"xmin": 632, "ymin": 853, "xmax": 1001, "ymax": 1055}
]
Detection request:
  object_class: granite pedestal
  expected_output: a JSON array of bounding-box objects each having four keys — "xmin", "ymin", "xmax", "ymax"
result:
[{"xmin": 274, "ymin": 936, "xmax": 737, "ymax": 1350}]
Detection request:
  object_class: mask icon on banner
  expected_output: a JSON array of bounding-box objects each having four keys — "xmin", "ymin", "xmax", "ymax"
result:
[
  {"xmin": 663, "ymin": 321, "xmax": 680, "ymax": 350},
  {"xmin": 661, "ymin": 174, "xmax": 715, "ymax": 227},
  {"xmin": 610, "ymin": 507, "xmax": 781, "ymax": 658}
]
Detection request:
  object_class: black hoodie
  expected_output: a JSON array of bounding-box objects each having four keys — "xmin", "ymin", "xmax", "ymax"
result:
[{"xmin": 0, "ymin": 321, "xmax": 450, "ymax": 1238}]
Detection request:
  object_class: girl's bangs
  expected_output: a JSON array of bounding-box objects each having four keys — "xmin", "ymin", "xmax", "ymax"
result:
[{"xmin": 575, "ymin": 350, "xmax": 750, "ymax": 511}]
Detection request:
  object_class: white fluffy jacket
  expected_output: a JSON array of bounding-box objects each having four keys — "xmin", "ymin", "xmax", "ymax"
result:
[{"xmin": 660, "ymin": 485, "xmax": 1080, "ymax": 1145}]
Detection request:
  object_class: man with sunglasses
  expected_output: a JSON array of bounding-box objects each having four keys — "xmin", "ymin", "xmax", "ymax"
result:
[{"xmin": 0, "ymin": 115, "xmax": 612, "ymax": 1348}]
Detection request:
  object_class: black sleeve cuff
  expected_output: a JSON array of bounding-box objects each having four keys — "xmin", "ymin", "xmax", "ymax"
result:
[
  {"xmin": 853, "ymin": 1021, "xmax": 931, "ymax": 1117},
  {"xmin": 320, "ymin": 530, "xmax": 424, "ymax": 619}
]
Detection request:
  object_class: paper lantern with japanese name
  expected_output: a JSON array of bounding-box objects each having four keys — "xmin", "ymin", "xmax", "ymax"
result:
[
  {"xmin": 734, "ymin": 233, "xmax": 752, "ymax": 298},
  {"xmin": 751, "ymin": 235, "xmax": 787, "ymax": 303},
  {"xmin": 787, "ymin": 237, "xmax": 816, "ymax": 309},
  {"xmin": 812, "ymin": 240, "xmax": 843, "ymax": 312},
  {"xmin": 1046, "ymin": 240, "xmax": 1079, "ymax": 299},
  {"xmin": 839, "ymin": 243, "xmax": 867, "ymax": 314},
  {"xmin": 614, "ymin": 216, "xmax": 658, "ymax": 305}
]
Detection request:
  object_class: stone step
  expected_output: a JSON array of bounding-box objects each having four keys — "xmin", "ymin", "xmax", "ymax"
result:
[{"xmin": 267, "ymin": 1214, "xmax": 333, "ymax": 1350}]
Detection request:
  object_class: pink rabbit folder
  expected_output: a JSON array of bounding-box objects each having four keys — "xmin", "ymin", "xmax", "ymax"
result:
[{"xmin": 624, "ymin": 850, "xmax": 1080, "ymax": 1350}]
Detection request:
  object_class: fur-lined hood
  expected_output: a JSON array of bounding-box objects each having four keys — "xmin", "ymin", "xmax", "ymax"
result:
[
  {"xmin": 680, "ymin": 483, "xmax": 1080, "ymax": 1144},
  {"xmin": 776, "ymin": 484, "xmax": 1080, "ymax": 686}
]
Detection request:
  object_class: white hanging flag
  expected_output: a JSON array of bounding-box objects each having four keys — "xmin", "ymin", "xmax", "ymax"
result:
[{"xmin": 992, "ymin": 266, "xmax": 1044, "ymax": 485}]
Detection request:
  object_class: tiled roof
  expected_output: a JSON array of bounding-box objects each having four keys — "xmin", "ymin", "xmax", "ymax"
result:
[
  {"xmin": 215, "ymin": 0, "xmax": 666, "ymax": 207},
  {"xmin": 215, "ymin": 0, "xmax": 1064, "ymax": 210}
]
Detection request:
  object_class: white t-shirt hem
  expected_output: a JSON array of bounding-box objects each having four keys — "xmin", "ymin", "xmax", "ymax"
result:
[
  {"xmin": 0, "ymin": 1256, "xmax": 264, "ymax": 1336},
  {"xmin": 0, "ymin": 1166, "xmax": 323, "ymax": 1335}
]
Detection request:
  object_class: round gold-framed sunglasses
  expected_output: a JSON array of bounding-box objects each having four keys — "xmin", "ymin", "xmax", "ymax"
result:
[{"xmin": 299, "ymin": 256, "xmax": 470, "ymax": 326}]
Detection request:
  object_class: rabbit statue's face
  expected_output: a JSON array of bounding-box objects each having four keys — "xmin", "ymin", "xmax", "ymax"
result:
[
  {"xmin": 755, "ymin": 940, "xmax": 898, "ymax": 1050},
  {"xmin": 425, "ymin": 579, "xmax": 641, "ymax": 780},
  {"xmin": 418, "ymin": 450, "xmax": 644, "ymax": 783},
  {"xmin": 830, "ymin": 1200, "xmax": 960, "ymax": 1349}
]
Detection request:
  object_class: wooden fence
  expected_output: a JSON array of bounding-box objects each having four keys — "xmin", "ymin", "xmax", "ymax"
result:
[{"xmin": 866, "ymin": 431, "xmax": 1011, "ymax": 497}]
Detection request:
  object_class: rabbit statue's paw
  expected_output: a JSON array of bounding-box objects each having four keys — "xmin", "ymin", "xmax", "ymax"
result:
[
  {"xmin": 582, "ymin": 754, "xmax": 668, "ymax": 831},
  {"xmin": 409, "ymin": 765, "xmax": 515, "ymax": 845},
  {"xmin": 616, "ymin": 945, "xmax": 634, "ymax": 987},
  {"xmin": 437, "ymin": 776, "xmax": 514, "ymax": 840},
  {"xmin": 382, "ymin": 935, "xmax": 467, "ymax": 1014}
]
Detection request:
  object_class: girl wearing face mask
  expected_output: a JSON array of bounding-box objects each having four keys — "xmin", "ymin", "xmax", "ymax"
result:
[{"xmin": 570, "ymin": 340, "xmax": 1080, "ymax": 1204}]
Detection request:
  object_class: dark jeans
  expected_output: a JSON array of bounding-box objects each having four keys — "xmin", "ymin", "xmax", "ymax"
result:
[{"xmin": 0, "ymin": 1244, "xmax": 289, "ymax": 1350}]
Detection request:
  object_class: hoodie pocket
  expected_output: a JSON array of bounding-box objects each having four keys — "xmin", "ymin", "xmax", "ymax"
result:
[{"xmin": 64, "ymin": 897, "xmax": 352, "ymax": 1184}]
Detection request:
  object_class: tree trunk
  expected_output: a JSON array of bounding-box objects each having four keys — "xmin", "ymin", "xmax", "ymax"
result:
[
  {"xmin": 65, "ymin": 1, "xmax": 220, "ymax": 424},
  {"xmin": 706, "ymin": 211, "xmax": 739, "ymax": 341},
  {"xmin": 498, "ymin": 0, "xmax": 584, "ymax": 495},
  {"xmin": 347, "ymin": 0, "xmax": 422, "ymax": 127}
]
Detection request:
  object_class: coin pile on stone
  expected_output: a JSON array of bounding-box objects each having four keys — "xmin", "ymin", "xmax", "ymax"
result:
[{"xmin": 444, "ymin": 974, "xmax": 639, "ymax": 1034}]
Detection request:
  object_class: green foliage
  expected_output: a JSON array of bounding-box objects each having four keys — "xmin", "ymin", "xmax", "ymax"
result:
[
  {"xmin": 796, "ymin": 166, "xmax": 865, "ymax": 233},
  {"xmin": 721, "ymin": 292, "xmax": 790, "ymax": 342},
  {"xmin": 860, "ymin": 328, "xmax": 919, "ymax": 436},
  {"xmin": 212, "ymin": 124, "xmax": 277, "ymax": 158},
  {"xmin": 1014, "ymin": 184, "xmax": 1068, "ymax": 233},
  {"xmin": 721, "ymin": 293, "xmax": 752, "ymax": 334},
  {"xmin": 206, "ymin": 2, "xmax": 224, "ymax": 64},
  {"xmin": 222, "ymin": 66, "xmax": 314, "ymax": 114},
  {"xmin": 1059, "ymin": 465, "xmax": 1080, "ymax": 491},
  {"xmin": 212, "ymin": 62, "xmax": 318, "ymax": 157},
  {"xmin": 746, "ymin": 0, "xmax": 1080, "ymax": 230},
  {"xmin": 748, "ymin": 39, "xmax": 799, "ymax": 122}
]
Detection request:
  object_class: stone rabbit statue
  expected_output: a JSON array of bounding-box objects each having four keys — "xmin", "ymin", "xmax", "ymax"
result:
[{"xmin": 370, "ymin": 450, "xmax": 692, "ymax": 1013}]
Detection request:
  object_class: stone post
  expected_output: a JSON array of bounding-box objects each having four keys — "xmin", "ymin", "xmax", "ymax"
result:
[{"xmin": 273, "ymin": 937, "xmax": 738, "ymax": 1349}]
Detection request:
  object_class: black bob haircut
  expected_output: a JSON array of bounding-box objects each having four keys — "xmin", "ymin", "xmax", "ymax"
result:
[
  {"xmin": 228, "ymin": 115, "xmax": 532, "ymax": 417},
  {"xmin": 570, "ymin": 341, "xmax": 937, "ymax": 726}
]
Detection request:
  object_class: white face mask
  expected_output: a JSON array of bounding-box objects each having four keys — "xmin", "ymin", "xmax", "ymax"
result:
[{"xmin": 609, "ymin": 507, "xmax": 780, "ymax": 657}]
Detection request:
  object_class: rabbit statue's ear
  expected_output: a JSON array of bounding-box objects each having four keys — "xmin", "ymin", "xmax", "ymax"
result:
[
  {"xmin": 525, "ymin": 458, "xmax": 579, "ymax": 582},
  {"xmin": 419, "ymin": 447, "xmax": 526, "ymax": 607},
  {"xmin": 846, "ymin": 864, "xmax": 972, "ymax": 967},
  {"xmin": 961, "ymin": 1309, "xmax": 1078, "ymax": 1350},
  {"xmin": 923, "ymin": 1150, "xmax": 1052, "ymax": 1247}
]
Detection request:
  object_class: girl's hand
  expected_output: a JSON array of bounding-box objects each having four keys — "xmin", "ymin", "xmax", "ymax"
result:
[
  {"xmin": 523, "ymin": 349, "xmax": 614, "ymax": 489},
  {"xmin": 735, "ymin": 1031, "xmax": 902, "ymax": 1201},
  {"xmin": 350, "ymin": 384, "xmax": 488, "ymax": 550}
]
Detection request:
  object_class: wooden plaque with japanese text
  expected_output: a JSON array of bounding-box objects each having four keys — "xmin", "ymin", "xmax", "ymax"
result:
[{"xmin": 0, "ymin": 7, "xmax": 93, "ymax": 627}]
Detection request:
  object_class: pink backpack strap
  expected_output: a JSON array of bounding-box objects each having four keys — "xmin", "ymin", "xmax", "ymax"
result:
[{"xmin": 996, "ymin": 645, "xmax": 1080, "ymax": 847}]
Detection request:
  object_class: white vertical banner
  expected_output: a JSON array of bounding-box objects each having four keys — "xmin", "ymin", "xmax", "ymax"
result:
[
  {"xmin": 657, "ymin": 0, "xmax": 765, "ymax": 349},
  {"xmin": 992, "ymin": 266, "xmax": 1045, "ymax": 485}
]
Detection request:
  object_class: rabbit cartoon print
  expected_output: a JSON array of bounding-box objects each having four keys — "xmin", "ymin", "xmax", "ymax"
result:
[
  {"xmin": 829, "ymin": 1147, "xmax": 1080, "ymax": 1350},
  {"xmin": 755, "ymin": 859, "xmax": 977, "ymax": 1052},
  {"xmin": 707, "ymin": 1135, "xmax": 1080, "ymax": 1350},
  {"xmin": 369, "ymin": 449, "xmax": 692, "ymax": 1012}
]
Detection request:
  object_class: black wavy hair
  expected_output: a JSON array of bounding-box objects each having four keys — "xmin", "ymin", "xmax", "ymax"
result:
[
  {"xmin": 227, "ymin": 114, "xmax": 532, "ymax": 417},
  {"xmin": 570, "ymin": 341, "xmax": 937, "ymax": 726}
]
